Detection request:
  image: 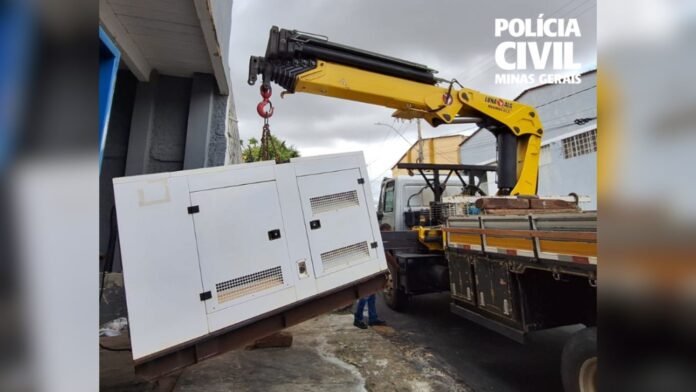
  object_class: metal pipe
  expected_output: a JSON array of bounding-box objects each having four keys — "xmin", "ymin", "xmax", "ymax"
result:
[
  {"xmin": 450, "ymin": 117, "xmax": 483, "ymax": 124},
  {"xmin": 300, "ymin": 45, "xmax": 438, "ymax": 85},
  {"xmin": 497, "ymin": 132, "xmax": 517, "ymax": 194}
]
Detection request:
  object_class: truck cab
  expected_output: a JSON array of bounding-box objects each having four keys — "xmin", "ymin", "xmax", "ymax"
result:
[
  {"xmin": 376, "ymin": 176, "xmax": 464, "ymax": 231},
  {"xmin": 375, "ymin": 170, "xmax": 597, "ymax": 392}
]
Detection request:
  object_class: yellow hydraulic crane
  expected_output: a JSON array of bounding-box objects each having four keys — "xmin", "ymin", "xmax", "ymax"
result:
[{"xmin": 249, "ymin": 26, "xmax": 543, "ymax": 196}]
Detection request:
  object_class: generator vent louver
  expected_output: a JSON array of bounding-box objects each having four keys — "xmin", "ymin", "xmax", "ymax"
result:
[
  {"xmin": 310, "ymin": 190, "xmax": 359, "ymax": 214},
  {"xmin": 215, "ymin": 266, "xmax": 284, "ymax": 303},
  {"xmin": 321, "ymin": 241, "xmax": 370, "ymax": 271}
]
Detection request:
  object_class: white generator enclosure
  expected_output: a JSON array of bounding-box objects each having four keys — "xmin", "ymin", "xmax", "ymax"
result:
[{"xmin": 114, "ymin": 152, "xmax": 387, "ymax": 361}]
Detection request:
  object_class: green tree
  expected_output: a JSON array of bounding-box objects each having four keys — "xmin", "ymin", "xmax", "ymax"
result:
[{"xmin": 242, "ymin": 135, "xmax": 300, "ymax": 163}]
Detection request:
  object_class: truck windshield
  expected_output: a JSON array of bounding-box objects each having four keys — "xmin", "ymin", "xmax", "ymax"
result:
[
  {"xmin": 384, "ymin": 183, "xmax": 395, "ymax": 212},
  {"xmin": 404, "ymin": 184, "xmax": 460, "ymax": 207}
]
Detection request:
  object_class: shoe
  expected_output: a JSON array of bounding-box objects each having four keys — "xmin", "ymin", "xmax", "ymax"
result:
[
  {"xmin": 354, "ymin": 320, "xmax": 368, "ymax": 329},
  {"xmin": 368, "ymin": 319, "xmax": 386, "ymax": 326}
]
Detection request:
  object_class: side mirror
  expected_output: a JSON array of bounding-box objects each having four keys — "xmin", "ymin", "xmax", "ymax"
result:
[{"xmin": 377, "ymin": 211, "xmax": 384, "ymax": 221}]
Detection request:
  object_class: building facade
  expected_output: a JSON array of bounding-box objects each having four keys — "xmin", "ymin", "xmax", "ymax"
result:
[
  {"xmin": 392, "ymin": 135, "xmax": 466, "ymax": 176},
  {"xmin": 459, "ymin": 70, "xmax": 597, "ymax": 210}
]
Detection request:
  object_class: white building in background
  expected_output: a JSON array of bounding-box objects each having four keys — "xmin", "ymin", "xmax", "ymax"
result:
[{"xmin": 459, "ymin": 70, "xmax": 597, "ymax": 210}]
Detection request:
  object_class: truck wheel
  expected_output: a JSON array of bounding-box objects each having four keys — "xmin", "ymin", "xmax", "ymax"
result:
[
  {"xmin": 382, "ymin": 265, "xmax": 408, "ymax": 311},
  {"xmin": 561, "ymin": 327, "xmax": 597, "ymax": 392}
]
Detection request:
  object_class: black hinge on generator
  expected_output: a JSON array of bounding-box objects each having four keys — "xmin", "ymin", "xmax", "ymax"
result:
[
  {"xmin": 357, "ymin": 178, "xmax": 365, "ymax": 184},
  {"xmin": 188, "ymin": 205, "xmax": 200, "ymax": 214},
  {"xmin": 268, "ymin": 229, "xmax": 281, "ymax": 240},
  {"xmin": 370, "ymin": 241, "xmax": 378, "ymax": 249},
  {"xmin": 199, "ymin": 291, "xmax": 212, "ymax": 301}
]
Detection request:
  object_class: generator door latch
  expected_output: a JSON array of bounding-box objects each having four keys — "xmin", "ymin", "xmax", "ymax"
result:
[
  {"xmin": 188, "ymin": 205, "xmax": 200, "ymax": 214},
  {"xmin": 268, "ymin": 229, "xmax": 281, "ymax": 240},
  {"xmin": 370, "ymin": 241, "xmax": 378, "ymax": 249},
  {"xmin": 357, "ymin": 178, "xmax": 365, "ymax": 184},
  {"xmin": 310, "ymin": 220, "xmax": 321, "ymax": 230},
  {"xmin": 199, "ymin": 291, "xmax": 212, "ymax": 301}
]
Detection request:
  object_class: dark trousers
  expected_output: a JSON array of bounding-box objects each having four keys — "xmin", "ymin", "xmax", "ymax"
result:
[{"xmin": 354, "ymin": 294, "xmax": 378, "ymax": 322}]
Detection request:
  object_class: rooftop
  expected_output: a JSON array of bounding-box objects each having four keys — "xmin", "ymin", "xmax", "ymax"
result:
[{"xmin": 99, "ymin": 0, "xmax": 232, "ymax": 94}]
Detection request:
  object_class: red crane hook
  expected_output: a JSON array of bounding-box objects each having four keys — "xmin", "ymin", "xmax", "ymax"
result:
[{"xmin": 257, "ymin": 85, "xmax": 274, "ymax": 118}]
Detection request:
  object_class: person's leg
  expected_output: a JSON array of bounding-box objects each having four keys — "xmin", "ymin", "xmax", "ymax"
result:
[
  {"xmin": 367, "ymin": 294, "xmax": 386, "ymax": 325},
  {"xmin": 354, "ymin": 298, "xmax": 366, "ymax": 321},
  {"xmin": 353, "ymin": 298, "xmax": 368, "ymax": 329},
  {"xmin": 367, "ymin": 294, "xmax": 378, "ymax": 322}
]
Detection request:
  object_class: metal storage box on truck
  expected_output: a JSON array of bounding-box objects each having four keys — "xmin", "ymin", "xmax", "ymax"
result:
[{"xmin": 113, "ymin": 152, "xmax": 387, "ymax": 364}]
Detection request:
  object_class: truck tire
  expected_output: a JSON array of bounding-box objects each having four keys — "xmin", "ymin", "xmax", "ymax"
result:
[
  {"xmin": 382, "ymin": 264, "xmax": 408, "ymax": 311},
  {"xmin": 561, "ymin": 327, "xmax": 597, "ymax": 392}
]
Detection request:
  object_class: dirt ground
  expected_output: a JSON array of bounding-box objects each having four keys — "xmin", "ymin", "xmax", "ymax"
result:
[
  {"xmin": 100, "ymin": 312, "xmax": 468, "ymax": 392},
  {"xmin": 174, "ymin": 312, "xmax": 467, "ymax": 392}
]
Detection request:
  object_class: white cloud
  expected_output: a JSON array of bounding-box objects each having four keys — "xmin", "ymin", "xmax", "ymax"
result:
[{"xmin": 229, "ymin": 0, "xmax": 597, "ymax": 197}]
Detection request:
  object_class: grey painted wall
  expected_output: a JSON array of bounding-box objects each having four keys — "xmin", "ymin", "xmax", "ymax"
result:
[
  {"xmin": 100, "ymin": 71, "xmax": 137, "ymax": 267},
  {"xmin": 184, "ymin": 73, "xmax": 228, "ymax": 169},
  {"xmin": 125, "ymin": 73, "xmax": 192, "ymax": 174},
  {"xmin": 539, "ymin": 142, "xmax": 597, "ymax": 211},
  {"xmin": 207, "ymin": 85, "xmax": 229, "ymax": 166},
  {"xmin": 458, "ymin": 129, "xmax": 496, "ymax": 165},
  {"xmin": 209, "ymin": 0, "xmax": 241, "ymax": 164},
  {"xmin": 148, "ymin": 74, "xmax": 192, "ymax": 172},
  {"xmin": 225, "ymin": 90, "xmax": 242, "ymax": 164}
]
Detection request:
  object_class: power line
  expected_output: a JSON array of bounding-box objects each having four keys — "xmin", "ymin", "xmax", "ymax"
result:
[
  {"xmin": 541, "ymin": 107, "xmax": 596, "ymax": 128},
  {"xmin": 558, "ymin": 0, "xmax": 594, "ymax": 19},
  {"xmin": 366, "ymin": 122, "xmax": 399, "ymax": 167},
  {"xmin": 370, "ymin": 166, "xmax": 392, "ymax": 184},
  {"xmin": 458, "ymin": 106, "xmax": 597, "ymax": 153},
  {"xmin": 574, "ymin": 3, "xmax": 597, "ymax": 19},
  {"xmin": 536, "ymin": 85, "xmax": 596, "ymax": 108},
  {"xmin": 548, "ymin": 0, "xmax": 581, "ymax": 16},
  {"xmin": 375, "ymin": 122, "xmax": 414, "ymax": 145}
]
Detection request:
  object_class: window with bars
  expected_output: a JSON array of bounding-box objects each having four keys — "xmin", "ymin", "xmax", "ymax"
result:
[{"xmin": 562, "ymin": 129, "xmax": 597, "ymax": 159}]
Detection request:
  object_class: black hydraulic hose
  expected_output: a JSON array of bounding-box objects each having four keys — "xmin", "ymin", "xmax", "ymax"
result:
[{"xmin": 406, "ymin": 186, "xmax": 428, "ymax": 209}]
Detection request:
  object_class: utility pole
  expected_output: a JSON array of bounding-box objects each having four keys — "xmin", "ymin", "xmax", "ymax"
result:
[{"xmin": 417, "ymin": 119, "xmax": 424, "ymax": 163}]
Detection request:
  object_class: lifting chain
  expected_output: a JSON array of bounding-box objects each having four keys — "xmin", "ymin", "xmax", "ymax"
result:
[
  {"xmin": 260, "ymin": 119, "xmax": 278, "ymax": 162},
  {"xmin": 256, "ymin": 85, "xmax": 279, "ymax": 162}
]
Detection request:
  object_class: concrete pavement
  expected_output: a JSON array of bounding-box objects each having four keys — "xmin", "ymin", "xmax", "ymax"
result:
[
  {"xmin": 101, "ymin": 292, "xmax": 581, "ymax": 391},
  {"xmin": 374, "ymin": 292, "xmax": 583, "ymax": 392},
  {"xmin": 173, "ymin": 312, "xmax": 467, "ymax": 392}
]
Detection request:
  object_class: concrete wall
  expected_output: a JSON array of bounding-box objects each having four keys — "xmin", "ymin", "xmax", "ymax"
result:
[
  {"xmin": 209, "ymin": 0, "xmax": 242, "ymax": 164},
  {"xmin": 458, "ymin": 130, "xmax": 496, "ymax": 166},
  {"xmin": 225, "ymin": 90, "xmax": 242, "ymax": 164},
  {"xmin": 538, "ymin": 140, "xmax": 597, "ymax": 211},
  {"xmin": 391, "ymin": 135, "xmax": 465, "ymax": 176},
  {"xmin": 100, "ymin": 71, "xmax": 137, "ymax": 268},
  {"xmin": 183, "ymin": 74, "xmax": 227, "ymax": 169},
  {"xmin": 125, "ymin": 73, "xmax": 192, "ymax": 174}
]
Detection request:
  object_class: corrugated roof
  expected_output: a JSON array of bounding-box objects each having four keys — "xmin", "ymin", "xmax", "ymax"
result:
[{"xmin": 513, "ymin": 69, "xmax": 597, "ymax": 101}]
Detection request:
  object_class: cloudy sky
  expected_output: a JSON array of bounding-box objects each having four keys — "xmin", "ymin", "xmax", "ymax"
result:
[{"xmin": 229, "ymin": 0, "xmax": 596, "ymax": 197}]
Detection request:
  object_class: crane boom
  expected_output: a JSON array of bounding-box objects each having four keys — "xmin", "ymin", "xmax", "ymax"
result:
[{"xmin": 248, "ymin": 26, "xmax": 543, "ymax": 196}]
